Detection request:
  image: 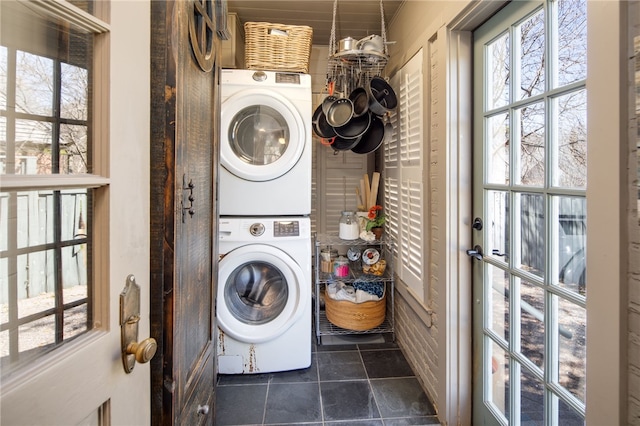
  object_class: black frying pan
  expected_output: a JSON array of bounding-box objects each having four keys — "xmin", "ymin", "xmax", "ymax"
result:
[
  {"xmin": 335, "ymin": 111, "xmax": 371, "ymax": 139},
  {"xmin": 312, "ymin": 103, "xmax": 337, "ymax": 139},
  {"xmin": 332, "ymin": 134, "xmax": 362, "ymax": 151},
  {"xmin": 351, "ymin": 114, "xmax": 385, "ymax": 154}
]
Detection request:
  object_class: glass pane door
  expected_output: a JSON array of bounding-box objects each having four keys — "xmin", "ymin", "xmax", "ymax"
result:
[{"xmin": 472, "ymin": 1, "xmax": 587, "ymax": 424}]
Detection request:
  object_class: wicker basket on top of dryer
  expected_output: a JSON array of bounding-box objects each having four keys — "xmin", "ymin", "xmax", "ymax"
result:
[{"xmin": 312, "ymin": 0, "xmax": 397, "ymax": 154}]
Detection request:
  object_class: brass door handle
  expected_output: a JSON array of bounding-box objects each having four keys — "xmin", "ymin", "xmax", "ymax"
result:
[
  {"xmin": 125, "ymin": 338, "xmax": 157, "ymax": 364},
  {"xmin": 120, "ymin": 275, "xmax": 157, "ymax": 373}
]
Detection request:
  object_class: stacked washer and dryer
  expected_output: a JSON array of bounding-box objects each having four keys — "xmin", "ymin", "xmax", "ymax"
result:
[{"xmin": 216, "ymin": 69, "xmax": 313, "ymax": 374}]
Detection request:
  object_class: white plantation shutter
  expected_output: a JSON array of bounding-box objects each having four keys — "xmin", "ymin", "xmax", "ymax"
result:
[{"xmin": 385, "ymin": 50, "xmax": 425, "ymax": 303}]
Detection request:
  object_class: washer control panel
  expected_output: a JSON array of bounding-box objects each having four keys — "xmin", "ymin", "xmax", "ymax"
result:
[{"xmin": 274, "ymin": 220, "xmax": 300, "ymax": 237}]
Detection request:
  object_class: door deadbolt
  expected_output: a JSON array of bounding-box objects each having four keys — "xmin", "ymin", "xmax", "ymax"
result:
[{"xmin": 120, "ymin": 275, "xmax": 157, "ymax": 373}]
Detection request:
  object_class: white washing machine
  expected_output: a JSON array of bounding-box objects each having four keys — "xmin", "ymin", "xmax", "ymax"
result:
[
  {"xmin": 216, "ymin": 216, "xmax": 311, "ymax": 374},
  {"xmin": 219, "ymin": 69, "xmax": 312, "ymax": 216}
]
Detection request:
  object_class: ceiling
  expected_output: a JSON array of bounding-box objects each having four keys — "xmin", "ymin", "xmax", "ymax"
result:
[{"xmin": 226, "ymin": 1, "xmax": 405, "ymax": 47}]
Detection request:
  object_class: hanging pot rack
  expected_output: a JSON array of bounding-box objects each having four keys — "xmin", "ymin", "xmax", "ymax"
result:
[{"xmin": 326, "ymin": 0, "xmax": 390, "ymax": 97}]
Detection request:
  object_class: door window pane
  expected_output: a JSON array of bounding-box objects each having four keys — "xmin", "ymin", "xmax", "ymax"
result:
[
  {"xmin": 1, "ymin": 8, "xmax": 93, "ymax": 177},
  {"xmin": 556, "ymin": 0, "xmax": 587, "ymax": 87},
  {"xmin": 519, "ymin": 279, "xmax": 544, "ymax": 370},
  {"xmin": 487, "ymin": 32, "xmax": 510, "ymax": 110},
  {"xmin": 518, "ymin": 192, "xmax": 544, "ymax": 277},
  {"xmin": 554, "ymin": 89, "xmax": 587, "ymax": 188},
  {"xmin": 489, "ymin": 340, "xmax": 509, "ymax": 421},
  {"xmin": 488, "ymin": 264, "xmax": 509, "ymax": 343},
  {"xmin": 519, "ymin": 8, "xmax": 545, "ymax": 100},
  {"xmin": 553, "ymin": 196, "xmax": 586, "ymax": 295},
  {"xmin": 556, "ymin": 396, "xmax": 584, "ymax": 425},
  {"xmin": 1, "ymin": 189, "xmax": 91, "ymax": 372},
  {"xmin": 487, "ymin": 113, "xmax": 510, "ymax": 185},
  {"xmin": 556, "ymin": 296, "xmax": 586, "ymax": 402},
  {"xmin": 517, "ymin": 101, "xmax": 545, "ymax": 186},
  {"xmin": 487, "ymin": 190, "xmax": 509, "ymax": 259},
  {"xmin": 521, "ymin": 366, "xmax": 544, "ymax": 424}
]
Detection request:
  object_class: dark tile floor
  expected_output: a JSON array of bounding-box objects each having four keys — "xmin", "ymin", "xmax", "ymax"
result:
[{"xmin": 214, "ymin": 335, "xmax": 440, "ymax": 425}]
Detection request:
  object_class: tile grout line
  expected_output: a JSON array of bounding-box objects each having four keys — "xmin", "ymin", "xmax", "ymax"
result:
[
  {"xmin": 261, "ymin": 375, "xmax": 271, "ymax": 425},
  {"xmin": 358, "ymin": 343, "xmax": 385, "ymax": 424},
  {"xmin": 316, "ymin": 353, "xmax": 326, "ymax": 426}
]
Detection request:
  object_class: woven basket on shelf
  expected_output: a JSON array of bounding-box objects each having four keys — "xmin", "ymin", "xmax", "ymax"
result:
[
  {"xmin": 324, "ymin": 288, "xmax": 386, "ymax": 331},
  {"xmin": 244, "ymin": 22, "xmax": 312, "ymax": 73}
]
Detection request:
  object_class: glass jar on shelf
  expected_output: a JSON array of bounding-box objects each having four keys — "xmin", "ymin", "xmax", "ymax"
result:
[{"xmin": 338, "ymin": 211, "xmax": 359, "ymax": 240}]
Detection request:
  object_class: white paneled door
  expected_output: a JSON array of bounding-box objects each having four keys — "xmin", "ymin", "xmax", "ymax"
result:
[{"xmin": 472, "ymin": 1, "xmax": 587, "ymax": 424}]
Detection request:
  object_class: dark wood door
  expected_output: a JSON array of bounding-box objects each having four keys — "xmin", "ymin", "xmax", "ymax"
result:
[{"xmin": 150, "ymin": 1, "xmax": 220, "ymax": 424}]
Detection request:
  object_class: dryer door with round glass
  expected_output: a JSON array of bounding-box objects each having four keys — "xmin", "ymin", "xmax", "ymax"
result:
[
  {"xmin": 217, "ymin": 244, "xmax": 308, "ymax": 343},
  {"xmin": 221, "ymin": 89, "xmax": 306, "ymax": 182}
]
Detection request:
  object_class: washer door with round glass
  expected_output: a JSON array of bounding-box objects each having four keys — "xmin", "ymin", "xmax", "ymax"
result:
[
  {"xmin": 220, "ymin": 89, "xmax": 306, "ymax": 182},
  {"xmin": 217, "ymin": 244, "xmax": 308, "ymax": 343}
]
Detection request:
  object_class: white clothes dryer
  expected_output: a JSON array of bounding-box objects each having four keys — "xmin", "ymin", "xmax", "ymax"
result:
[
  {"xmin": 216, "ymin": 216, "xmax": 311, "ymax": 374},
  {"xmin": 219, "ymin": 69, "xmax": 312, "ymax": 216}
]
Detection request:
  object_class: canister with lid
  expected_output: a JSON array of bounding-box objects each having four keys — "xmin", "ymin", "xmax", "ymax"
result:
[{"xmin": 338, "ymin": 211, "xmax": 360, "ymax": 240}]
